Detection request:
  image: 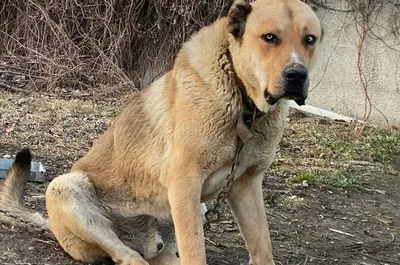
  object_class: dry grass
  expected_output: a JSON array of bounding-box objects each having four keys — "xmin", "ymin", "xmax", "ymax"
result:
[
  {"xmin": 272, "ymin": 114, "xmax": 400, "ymax": 189},
  {"xmin": 0, "ymin": 91, "xmax": 119, "ymax": 177},
  {"xmin": 1, "ymin": 90, "xmax": 399, "ymax": 188}
]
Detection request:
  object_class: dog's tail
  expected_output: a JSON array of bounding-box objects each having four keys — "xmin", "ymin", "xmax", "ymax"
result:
[{"xmin": 0, "ymin": 148, "xmax": 49, "ymax": 231}]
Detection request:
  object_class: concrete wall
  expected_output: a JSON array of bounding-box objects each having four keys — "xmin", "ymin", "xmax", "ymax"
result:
[{"xmin": 309, "ymin": 1, "xmax": 400, "ymax": 126}]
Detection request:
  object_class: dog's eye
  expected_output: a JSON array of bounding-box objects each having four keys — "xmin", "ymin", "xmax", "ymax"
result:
[
  {"xmin": 304, "ymin": 35, "xmax": 317, "ymax": 45},
  {"xmin": 262, "ymin": 33, "xmax": 278, "ymax": 44}
]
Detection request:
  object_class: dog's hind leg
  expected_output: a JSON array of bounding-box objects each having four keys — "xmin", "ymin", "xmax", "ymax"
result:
[{"xmin": 45, "ymin": 172, "xmax": 148, "ymax": 265}]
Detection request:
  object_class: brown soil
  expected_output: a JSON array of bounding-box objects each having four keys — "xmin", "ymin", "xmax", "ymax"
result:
[{"xmin": 1, "ymin": 91, "xmax": 399, "ymax": 265}]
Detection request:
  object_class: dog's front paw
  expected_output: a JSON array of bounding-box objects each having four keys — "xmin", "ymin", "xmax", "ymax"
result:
[
  {"xmin": 114, "ymin": 250, "xmax": 149, "ymax": 265},
  {"xmin": 248, "ymin": 258, "xmax": 275, "ymax": 265},
  {"xmin": 148, "ymin": 253, "xmax": 180, "ymax": 265}
]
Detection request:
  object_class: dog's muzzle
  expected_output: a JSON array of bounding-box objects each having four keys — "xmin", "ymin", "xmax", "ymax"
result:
[
  {"xmin": 283, "ymin": 63, "xmax": 309, "ymax": 105},
  {"xmin": 265, "ymin": 63, "xmax": 309, "ymax": 106}
]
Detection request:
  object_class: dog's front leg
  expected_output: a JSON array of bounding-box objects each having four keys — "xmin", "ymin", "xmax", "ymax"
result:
[
  {"xmin": 165, "ymin": 165, "xmax": 206, "ymax": 265},
  {"xmin": 227, "ymin": 170, "xmax": 275, "ymax": 265}
]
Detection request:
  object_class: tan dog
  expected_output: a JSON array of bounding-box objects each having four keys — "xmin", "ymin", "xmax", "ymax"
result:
[{"xmin": 2, "ymin": 0, "xmax": 322, "ymax": 264}]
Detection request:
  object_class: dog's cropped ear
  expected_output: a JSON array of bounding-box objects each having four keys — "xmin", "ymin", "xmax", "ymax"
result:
[
  {"xmin": 310, "ymin": 5, "xmax": 317, "ymax": 12},
  {"xmin": 307, "ymin": 3, "xmax": 324, "ymax": 41},
  {"xmin": 227, "ymin": 0, "xmax": 252, "ymax": 41}
]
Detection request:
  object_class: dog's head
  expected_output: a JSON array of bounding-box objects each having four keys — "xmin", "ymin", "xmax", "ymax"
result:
[{"xmin": 227, "ymin": 0, "xmax": 323, "ymax": 111}]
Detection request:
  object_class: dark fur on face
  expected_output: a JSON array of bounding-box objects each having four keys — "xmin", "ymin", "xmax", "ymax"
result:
[{"xmin": 227, "ymin": 1, "xmax": 252, "ymax": 41}]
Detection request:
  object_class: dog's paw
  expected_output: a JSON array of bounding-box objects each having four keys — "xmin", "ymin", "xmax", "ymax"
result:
[
  {"xmin": 248, "ymin": 259, "xmax": 275, "ymax": 265},
  {"xmin": 114, "ymin": 250, "xmax": 149, "ymax": 265},
  {"xmin": 147, "ymin": 250, "xmax": 180, "ymax": 265}
]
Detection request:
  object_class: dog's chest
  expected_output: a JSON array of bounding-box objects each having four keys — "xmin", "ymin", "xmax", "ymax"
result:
[{"xmin": 201, "ymin": 114, "xmax": 285, "ymax": 200}]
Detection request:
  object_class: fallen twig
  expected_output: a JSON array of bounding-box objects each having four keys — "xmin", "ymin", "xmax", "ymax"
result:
[
  {"xmin": 277, "ymin": 212, "xmax": 288, "ymax": 220},
  {"xmin": 205, "ymin": 237, "xmax": 217, "ymax": 246},
  {"xmin": 386, "ymin": 200, "xmax": 400, "ymax": 209},
  {"xmin": 347, "ymin": 160, "xmax": 371, "ymax": 165},
  {"xmin": 0, "ymin": 69, "xmax": 42, "ymax": 79},
  {"xmin": 390, "ymin": 233, "xmax": 395, "ymax": 243},
  {"xmin": 0, "ymin": 82, "xmax": 24, "ymax": 92},
  {"xmin": 328, "ymin": 228, "xmax": 355, "ymax": 237},
  {"xmin": 32, "ymin": 238, "xmax": 56, "ymax": 245},
  {"xmin": 303, "ymin": 255, "xmax": 309, "ymax": 265},
  {"xmin": 365, "ymin": 188, "xmax": 387, "ymax": 195}
]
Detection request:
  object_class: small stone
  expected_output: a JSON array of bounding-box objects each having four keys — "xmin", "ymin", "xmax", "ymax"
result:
[
  {"xmin": 302, "ymin": 180, "xmax": 309, "ymax": 187},
  {"xmin": 3, "ymin": 154, "xmax": 11, "ymax": 159}
]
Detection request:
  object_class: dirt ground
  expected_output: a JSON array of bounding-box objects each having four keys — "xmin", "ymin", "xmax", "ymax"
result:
[{"xmin": 1, "ymin": 90, "xmax": 400, "ymax": 265}]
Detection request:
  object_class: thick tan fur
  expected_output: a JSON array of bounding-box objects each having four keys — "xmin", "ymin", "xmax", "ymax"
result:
[{"xmin": 5, "ymin": 0, "xmax": 322, "ymax": 265}]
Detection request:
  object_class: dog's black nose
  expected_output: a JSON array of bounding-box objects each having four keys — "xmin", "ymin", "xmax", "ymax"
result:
[
  {"xmin": 157, "ymin": 243, "xmax": 164, "ymax": 251},
  {"xmin": 283, "ymin": 64, "xmax": 309, "ymax": 105},
  {"xmin": 284, "ymin": 64, "xmax": 308, "ymax": 83}
]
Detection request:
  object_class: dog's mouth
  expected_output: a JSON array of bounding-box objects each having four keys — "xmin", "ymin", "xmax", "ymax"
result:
[
  {"xmin": 264, "ymin": 91, "xmax": 279, "ymax": 105},
  {"xmin": 294, "ymin": 98, "xmax": 306, "ymax": 106},
  {"xmin": 266, "ymin": 95, "xmax": 278, "ymax": 105},
  {"xmin": 285, "ymin": 94, "xmax": 306, "ymax": 106},
  {"xmin": 265, "ymin": 91, "xmax": 306, "ymax": 106}
]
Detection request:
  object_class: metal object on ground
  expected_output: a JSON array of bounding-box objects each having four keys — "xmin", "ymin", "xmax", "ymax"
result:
[{"xmin": 0, "ymin": 158, "xmax": 45, "ymax": 183}]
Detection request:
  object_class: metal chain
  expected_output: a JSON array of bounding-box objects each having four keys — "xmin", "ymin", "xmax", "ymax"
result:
[
  {"xmin": 203, "ymin": 108, "xmax": 257, "ymax": 230},
  {"xmin": 203, "ymin": 137, "xmax": 244, "ymax": 230}
]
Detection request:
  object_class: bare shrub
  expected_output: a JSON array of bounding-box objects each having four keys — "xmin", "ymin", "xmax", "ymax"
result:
[
  {"xmin": 0, "ymin": 0, "xmax": 398, "ymax": 99},
  {"xmin": 0, "ymin": 0, "xmax": 233, "ymax": 95}
]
